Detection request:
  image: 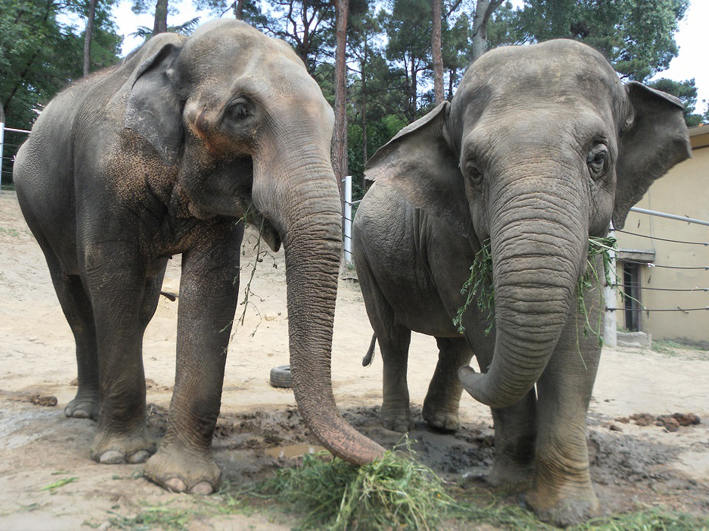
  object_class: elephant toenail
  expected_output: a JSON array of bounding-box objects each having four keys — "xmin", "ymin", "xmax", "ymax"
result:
[
  {"xmin": 128, "ymin": 450, "xmax": 151, "ymax": 464},
  {"xmin": 100, "ymin": 450, "xmax": 126, "ymax": 464},
  {"xmin": 190, "ymin": 481, "xmax": 214, "ymax": 495},
  {"xmin": 165, "ymin": 478, "xmax": 188, "ymax": 493}
]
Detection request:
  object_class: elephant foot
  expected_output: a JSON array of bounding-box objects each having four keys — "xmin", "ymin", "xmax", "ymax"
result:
[
  {"xmin": 422, "ymin": 401, "xmax": 460, "ymax": 432},
  {"xmin": 381, "ymin": 405, "xmax": 412, "ymax": 433},
  {"xmin": 90, "ymin": 427, "xmax": 156, "ymax": 464},
  {"xmin": 65, "ymin": 394, "xmax": 99, "ymax": 420},
  {"xmin": 487, "ymin": 459, "xmax": 534, "ymax": 491},
  {"xmin": 525, "ymin": 482, "xmax": 600, "ymax": 527},
  {"xmin": 144, "ymin": 444, "xmax": 221, "ymax": 494}
]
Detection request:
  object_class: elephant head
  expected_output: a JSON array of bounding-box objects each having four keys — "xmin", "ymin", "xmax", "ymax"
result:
[
  {"xmin": 365, "ymin": 40, "xmax": 690, "ymax": 409},
  {"xmin": 123, "ymin": 20, "xmax": 383, "ymax": 464}
]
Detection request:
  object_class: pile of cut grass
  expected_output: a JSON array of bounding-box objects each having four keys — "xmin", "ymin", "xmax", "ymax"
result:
[
  {"xmin": 576, "ymin": 506, "xmax": 709, "ymax": 530},
  {"xmin": 260, "ymin": 440, "xmax": 455, "ymax": 530}
]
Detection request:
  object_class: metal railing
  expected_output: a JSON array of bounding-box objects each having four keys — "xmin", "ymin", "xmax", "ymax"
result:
[{"xmin": 0, "ymin": 122, "xmax": 31, "ymax": 193}]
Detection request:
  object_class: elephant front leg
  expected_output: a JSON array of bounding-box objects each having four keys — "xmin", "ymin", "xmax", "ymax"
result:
[
  {"xmin": 488, "ymin": 392, "xmax": 537, "ymax": 489},
  {"xmin": 422, "ymin": 337, "xmax": 472, "ymax": 431},
  {"xmin": 144, "ymin": 226, "xmax": 242, "ymax": 494},
  {"xmin": 525, "ymin": 303, "xmax": 603, "ymax": 526},
  {"xmin": 83, "ymin": 249, "xmax": 156, "ymax": 464}
]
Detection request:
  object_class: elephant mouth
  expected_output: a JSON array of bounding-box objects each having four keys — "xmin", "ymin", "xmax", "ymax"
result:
[
  {"xmin": 241, "ymin": 206, "xmax": 281, "ymax": 252},
  {"xmin": 254, "ymin": 215, "xmax": 281, "ymax": 252},
  {"xmin": 186, "ymin": 197, "xmax": 281, "ymax": 252}
]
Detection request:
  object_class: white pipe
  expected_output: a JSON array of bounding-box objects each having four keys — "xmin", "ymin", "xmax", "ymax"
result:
[
  {"xmin": 603, "ymin": 228, "xmax": 617, "ymax": 347},
  {"xmin": 0, "ymin": 120, "xmax": 5, "ymax": 194},
  {"xmin": 630, "ymin": 207, "xmax": 709, "ymax": 227},
  {"xmin": 344, "ymin": 175, "xmax": 353, "ymax": 263}
]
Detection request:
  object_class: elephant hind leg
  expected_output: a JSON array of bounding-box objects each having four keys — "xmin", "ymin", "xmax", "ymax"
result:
[
  {"xmin": 44, "ymin": 250, "xmax": 100, "ymax": 420},
  {"xmin": 378, "ymin": 325, "xmax": 413, "ymax": 433},
  {"xmin": 422, "ymin": 337, "xmax": 472, "ymax": 432}
]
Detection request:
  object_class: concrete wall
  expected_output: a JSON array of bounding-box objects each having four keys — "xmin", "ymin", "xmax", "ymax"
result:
[{"xmin": 615, "ymin": 126, "xmax": 709, "ymax": 348}]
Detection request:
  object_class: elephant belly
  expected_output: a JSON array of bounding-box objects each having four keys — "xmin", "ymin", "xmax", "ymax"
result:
[{"xmin": 385, "ymin": 279, "xmax": 459, "ymax": 338}]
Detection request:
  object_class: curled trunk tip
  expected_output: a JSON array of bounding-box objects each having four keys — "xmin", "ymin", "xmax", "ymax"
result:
[{"xmin": 458, "ymin": 362, "xmax": 530, "ymax": 410}]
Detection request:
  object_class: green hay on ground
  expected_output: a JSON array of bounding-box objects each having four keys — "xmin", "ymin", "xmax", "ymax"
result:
[
  {"xmin": 575, "ymin": 506, "xmax": 709, "ymax": 530},
  {"xmin": 260, "ymin": 439, "xmax": 455, "ymax": 530}
]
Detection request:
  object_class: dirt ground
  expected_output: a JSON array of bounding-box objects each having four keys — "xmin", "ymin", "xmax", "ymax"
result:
[{"xmin": 1, "ymin": 190, "xmax": 708, "ymax": 530}]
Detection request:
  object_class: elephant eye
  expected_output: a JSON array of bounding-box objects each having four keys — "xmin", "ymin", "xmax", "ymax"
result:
[
  {"xmin": 587, "ymin": 145, "xmax": 609, "ymax": 178},
  {"xmin": 465, "ymin": 159, "xmax": 484, "ymax": 185},
  {"xmin": 226, "ymin": 99, "xmax": 250, "ymax": 121}
]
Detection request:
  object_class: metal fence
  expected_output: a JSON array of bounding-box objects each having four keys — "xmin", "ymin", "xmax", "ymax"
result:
[
  {"xmin": 603, "ymin": 207, "xmax": 709, "ymax": 347},
  {"xmin": 0, "ymin": 121, "xmax": 30, "ymax": 193}
]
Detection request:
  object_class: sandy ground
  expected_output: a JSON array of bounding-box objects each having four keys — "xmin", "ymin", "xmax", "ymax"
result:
[{"xmin": 1, "ymin": 190, "xmax": 708, "ymax": 530}]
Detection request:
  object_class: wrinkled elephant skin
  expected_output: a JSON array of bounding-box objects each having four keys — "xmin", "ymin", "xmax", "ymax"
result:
[
  {"xmin": 358, "ymin": 40, "xmax": 690, "ymax": 526},
  {"xmin": 14, "ymin": 19, "xmax": 383, "ymax": 495}
]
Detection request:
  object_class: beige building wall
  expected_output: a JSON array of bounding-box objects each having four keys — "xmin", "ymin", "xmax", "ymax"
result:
[{"xmin": 614, "ymin": 126, "xmax": 709, "ymax": 348}]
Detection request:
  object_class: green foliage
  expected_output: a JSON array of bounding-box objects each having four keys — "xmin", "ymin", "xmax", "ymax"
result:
[
  {"xmin": 383, "ymin": 0, "xmax": 434, "ymax": 121},
  {"xmin": 578, "ymin": 235, "xmax": 617, "ymax": 346},
  {"xmin": 454, "ymin": 236, "xmax": 618, "ymax": 343},
  {"xmin": 454, "ymin": 240, "xmax": 494, "ymax": 335},
  {"xmin": 261, "ymin": 440, "xmax": 455, "ymax": 530},
  {"xmin": 130, "ymin": 16, "xmax": 202, "ymax": 39},
  {"xmin": 490, "ymin": 0, "xmax": 689, "ymax": 83},
  {"xmin": 573, "ymin": 506, "xmax": 709, "ymax": 530},
  {"xmin": 0, "ymin": 0, "xmax": 121, "ymax": 181},
  {"xmin": 40, "ymin": 476, "xmax": 78, "ymax": 492},
  {"xmin": 107, "ymin": 503, "xmax": 197, "ymax": 530},
  {"xmin": 648, "ymin": 77, "xmax": 705, "ymax": 127}
]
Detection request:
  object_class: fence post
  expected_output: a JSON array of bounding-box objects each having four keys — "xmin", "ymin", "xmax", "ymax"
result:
[
  {"xmin": 344, "ymin": 175, "xmax": 353, "ymax": 263},
  {"xmin": 603, "ymin": 228, "xmax": 617, "ymax": 347}
]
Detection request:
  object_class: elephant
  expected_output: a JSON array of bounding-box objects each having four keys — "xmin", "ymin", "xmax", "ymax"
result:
[
  {"xmin": 354, "ymin": 39, "xmax": 690, "ymax": 525},
  {"xmin": 13, "ymin": 19, "xmax": 383, "ymax": 495}
]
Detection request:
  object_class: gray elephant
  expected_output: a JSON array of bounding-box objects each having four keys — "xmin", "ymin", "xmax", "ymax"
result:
[
  {"xmin": 13, "ymin": 20, "xmax": 383, "ymax": 494},
  {"xmin": 354, "ymin": 39, "xmax": 689, "ymax": 525}
]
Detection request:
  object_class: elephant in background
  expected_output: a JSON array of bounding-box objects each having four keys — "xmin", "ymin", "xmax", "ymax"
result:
[
  {"xmin": 354, "ymin": 39, "xmax": 690, "ymax": 525},
  {"xmin": 14, "ymin": 19, "xmax": 383, "ymax": 495}
]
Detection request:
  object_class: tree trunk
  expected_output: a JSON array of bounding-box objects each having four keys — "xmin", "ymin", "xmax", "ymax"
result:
[
  {"xmin": 431, "ymin": 0, "xmax": 444, "ymax": 105},
  {"xmin": 360, "ymin": 37, "xmax": 369, "ymax": 189},
  {"xmin": 153, "ymin": 0, "xmax": 169, "ymax": 35},
  {"xmin": 410, "ymin": 59, "xmax": 417, "ymax": 120},
  {"xmin": 234, "ymin": 0, "xmax": 245, "ymax": 19},
  {"xmin": 448, "ymin": 68, "xmax": 454, "ymax": 100},
  {"xmin": 361, "ymin": 70, "xmax": 368, "ymax": 189},
  {"xmin": 332, "ymin": 0, "xmax": 349, "ymax": 205},
  {"xmin": 83, "ymin": 0, "xmax": 98, "ymax": 77},
  {"xmin": 472, "ymin": 0, "xmax": 503, "ymax": 61}
]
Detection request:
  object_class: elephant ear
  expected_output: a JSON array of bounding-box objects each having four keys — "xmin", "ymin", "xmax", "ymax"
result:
[
  {"xmin": 124, "ymin": 34, "xmax": 185, "ymax": 165},
  {"xmin": 364, "ymin": 102, "xmax": 471, "ymax": 237},
  {"xmin": 613, "ymin": 81, "xmax": 691, "ymax": 230}
]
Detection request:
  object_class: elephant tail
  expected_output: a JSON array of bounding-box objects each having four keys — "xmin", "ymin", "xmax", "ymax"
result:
[{"xmin": 362, "ymin": 334, "xmax": 377, "ymax": 367}]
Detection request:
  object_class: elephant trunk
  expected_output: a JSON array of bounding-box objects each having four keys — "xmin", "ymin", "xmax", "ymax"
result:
[
  {"xmin": 253, "ymin": 148, "xmax": 385, "ymax": 465},
  {"xmin": 460, "ymin": 170, "xmax": 589, "ymax": 409}
]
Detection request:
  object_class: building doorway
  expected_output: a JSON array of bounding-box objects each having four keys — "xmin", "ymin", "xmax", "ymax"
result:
[{"xmin": 623, "ymin": 262, "xmax": 642, "ymax": 332}]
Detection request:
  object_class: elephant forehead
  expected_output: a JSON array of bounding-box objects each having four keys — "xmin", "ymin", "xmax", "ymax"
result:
[
  {"xmin": 458, "ymin": 41, "xmax": 621, "ymax": 109},
  {"xmin": 179, "ymin": 23, "xmax": 305, "ymax": 85}
]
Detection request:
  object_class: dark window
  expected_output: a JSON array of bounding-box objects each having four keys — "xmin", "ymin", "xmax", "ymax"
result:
[{"xmin": 623, "ymin": 262, "xmax": 642, "ymax": 332}]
